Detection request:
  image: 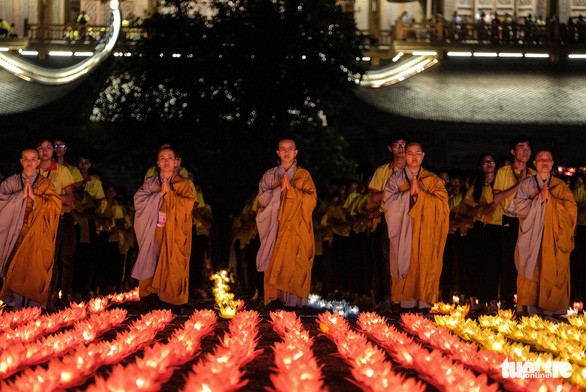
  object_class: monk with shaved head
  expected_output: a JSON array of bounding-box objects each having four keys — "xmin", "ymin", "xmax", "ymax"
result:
[{"xmin": 0, "ymin": 149, "xmax": 61, "ymax": 308}]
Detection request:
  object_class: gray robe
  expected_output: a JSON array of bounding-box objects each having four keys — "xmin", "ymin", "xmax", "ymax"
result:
[
  {"xmin": 383, "ymin": 169, "xmax": 413, "ymax": 279},
  {"xmin": 255, "ymin": 163, "xmax": 296, "ymax": 272},
  {"xmin": 0, "ymin": 174, "xmax": 30, "ymax": 276},
  {"xmin": 132, "ymin": 176, "xmax": 163, "ymax": 280},
  {"xmin": 514, "ymin": 175, "xmax": 547, "ymax": 280}
]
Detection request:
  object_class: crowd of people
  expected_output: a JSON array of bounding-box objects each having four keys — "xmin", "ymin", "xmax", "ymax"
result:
[
  {"xmin": 398, "ymin": 11, "xmax": 586, "ymax": 45},
  {"xmin": 233, "ymin": 133, "xmax": 585, "ymax": 316},
  {"xmin": 0, "ymin": 137, "xmax": 212, "ymax": 313},
  {"xmin": 0, "ymin": 134, "xmax": 584, "ymax": 317}
]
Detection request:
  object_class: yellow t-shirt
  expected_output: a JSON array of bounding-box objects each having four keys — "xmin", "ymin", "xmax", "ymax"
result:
[
  {"xmin": 462, "ymin": 184, "xmax": 501, "ymax": 226},
  {"xmin": 84, "ymin": 175, "xmax": 105, "ymax": 201},
  {"xmin": 64, "ymin": 163, "xmax": 83, "ymax": 185},
  {"xmin": 194, "ymin": 203, "xmax": 213, "ymax": 237},
  {"xmin": 39, "ymin": 161, "xmax": 74, "ymax": 196},
  {"xmin": 368, "ymin": 162, "xmax": 401, "ymax": 230},
  {"xmin": 448, "ymin": 193, "xmax": 463, "ymax": 213},
  {"xmin": 493, "ymin": 164, "xmax": 536, "ymax": 223},
  {"xmin": 368, "ymin": 162, "xmax": 399, "ymax": 192}
]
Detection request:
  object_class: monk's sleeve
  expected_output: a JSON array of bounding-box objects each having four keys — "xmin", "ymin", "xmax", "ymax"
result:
[
  {"xmin": 258, "ymin": 170, "xmax": 277, "ymax": 208},
  {"xmin": 548, "ymin": 184, "xmax": 577, "ymax": 253},
  {"xmin": 132, "ymin": 181, "xmax": 163, "ymax": 280},
  {"xmin": 169, "ymin": 180, "xmax": 196, "ymax": 232},
  {"xmin": 409, "ymin": 176, "xmax": 449, "ymax": 236},
  {"xmin": 384, "ymin": 173, "xmax": 413, "ymax": 231},
  {"xmin": 286, "ymin": 171, "xmax": 317, "ymax": 223},
  {"xmin": 32, "ymin": 180, "xmax": 62, "ymax": 235},
  {"xmin": 0, "ymin": 178, "xmax": 26, "ymax": 274},
  {"xmin": 514, "ymin": 179, "xmax": 539, "ymax": 220},
  {"xmin": 514, "ymin": 179, "xmax": 545, "ymax": 236}
]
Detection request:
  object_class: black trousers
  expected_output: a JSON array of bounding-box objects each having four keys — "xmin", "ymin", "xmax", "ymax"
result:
[
  {"xmin": 500, "ymin": 215, "xmax": 519, "ymax": 307},
  {"xmin": 51, "ymin": 213, "xmax": 76, "ymax": 296}
]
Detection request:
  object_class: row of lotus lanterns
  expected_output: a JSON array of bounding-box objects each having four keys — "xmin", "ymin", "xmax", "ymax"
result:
[
  {"xmin": 357, "ymin": 312, "xmax": 497, "ymax": 391},
  {"xmin": 317, "ymin": 311, "xmax": 425, "ymax": 391},
  {"xmin": 88, "ymin": 309, "xmax": 217, "ymax": 391},
  {"xmin": 269, "ymin": 311, "xmax": 325, "ymax": 391},
  {"xmin": 434, "ymin": 308, "xmax": 586, "ymax": 388},
  {"xmin": 182, "ymin": 310, "xmax": 261, "ymax": 391}
]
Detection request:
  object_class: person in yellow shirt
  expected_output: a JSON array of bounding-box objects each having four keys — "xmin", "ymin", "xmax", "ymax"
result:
[
  {"xmin": 459, "ymin": 153, "xmax": 500, "ymax": 308},
  {"xmin": 53, "ymin": 138, "xmax": 83, "ymax": 189},
  {"xmin": 367, "ymin": 132, "xmax": 410, "ymax": 305},
  {"xmin": 36, "ymin": 137, "xmax": 75, "ymax": 307},
  {"xmin": 492, "ymin": 135, "xmax": 536, "ymax": 310}
]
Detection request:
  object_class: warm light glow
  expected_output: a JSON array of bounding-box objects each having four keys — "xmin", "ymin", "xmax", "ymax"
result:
[
  {"xmin": 48, "ymin": 51, "xmax": 74, "ymax": 57},
  {"xmin": 447, "ymin": 51, "xmax": 472, "ymax": 57},
  {"xmin": 412, "ymin": 51, "xmax": 437, "ymax": 56},
  {"xmin": 392, "ymin": 52, "xmax": 404, "ymax": 62},
  {"xmin": 524, "ymin": 53, "xmax": 549, "ymax": 58},
  {"xmin": 498, "ymin": 52, "xmax": 523, "ymax": 58},
  {"xmin": 473, "ymin": 52, "xmax": 498, "ymax": 57}
]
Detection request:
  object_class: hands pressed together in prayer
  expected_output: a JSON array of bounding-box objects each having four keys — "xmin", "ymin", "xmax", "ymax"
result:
[
  {"xmin": 281, "ymin": 173, "xmax": 292, "ymax": 192},
  {"xmin": 23, "ymin": 179, "xmax": 35, "ymax": 201},
  {"xmin": 410, "ymin": 177, "xmax": 420, "ymax": 196},
  {"xmin": 540, "ymin": 183, "xmax": 549, "ymax": 202},
  {"xmin": 160, "ymin": 177, "xmax": 171, "ymax": 196}
]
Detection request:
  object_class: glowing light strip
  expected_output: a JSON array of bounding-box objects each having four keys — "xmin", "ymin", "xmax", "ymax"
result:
[
  {"xmin": 524, "ymin": 53, "xmax": 549, "ymax": 58},
  {"xmin": 413, "ymin": 50, "xmax": 437, "ymax": 56},
  {"xmin": 0, "ymin": 0, "xmax": 121, "ymax": 85},
  {"xmin": 0, "ymin": 48, "xmax": 9, "ymax": 52},
  {"xmin": 49, "ymin": 51, "xmax": 73, "ymax": 57},
  {"xmin": 499, "ymin": 52, "xmax": 523, "ymax": 58},
  {"xmin": 447, "ymin": 51, "xmax": 472, "ymax": 57},
  {"xmin": 74, "ymin": 52, "xmax": 94, "ymax": 57},
  {"xmin": 392, "ymin": 52, "xmax": 404, "ymax": 62},
  {"xmin": 569, "ymin": 54, "xmax": 586, "ymax": 59},
  {"xmin": 473, "ymin": 52, "xmax": 498, "ymax": 57},
  {"xmin": 360, "ymin": 55, "xmax": 439, "ymax": 87}
]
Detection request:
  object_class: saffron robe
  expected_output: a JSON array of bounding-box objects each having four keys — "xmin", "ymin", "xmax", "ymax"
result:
[
  {"xmin": 514, "ymin": 175, "xmax": 577, "ymax": 312},
  {"xmin": 132, "ymin": 175, "xmax": 195, "ymax": 305},
  {"xmin": 0, "ymin": 173, "xmax": 61, "ymax": 305},
  {"xmin": 257, "ymin": 165, "xmax": 317, "ymax": 304},
  {"xmin": 383, "ymin": 168, "xmax": 449, "ymax": 304}
]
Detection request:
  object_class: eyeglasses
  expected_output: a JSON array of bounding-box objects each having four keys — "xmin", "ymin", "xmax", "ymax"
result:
[
  {"xmin": 392, "ymin": 142, "xmax": 406, "ymax": 148},
  {"xmin": 535, "ymin": 158, "xmax": 553, "ymax": 163},
  {"xmin": 54, "ymin": 144, "xmax": 66, "ymax": 149},
  {"xmin": 482, "ymin": 160, "xmax": 495, "ymax": 165},
  {"xmin": 406, "ymin": 151, "xmax": 423, "ymax": 157}
]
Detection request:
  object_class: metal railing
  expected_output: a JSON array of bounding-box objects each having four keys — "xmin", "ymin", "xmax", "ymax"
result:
[{"xmin": 24, "ymin": 22, "xmax": 144, "ymax": 43}]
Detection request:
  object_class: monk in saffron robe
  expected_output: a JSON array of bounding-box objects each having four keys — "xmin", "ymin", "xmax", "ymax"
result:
[
  {"xmin": 256, "ymin": 138, "xmax": 317, "ymax": 306},
  {"xmin": 0, "ymin": 149, "xmax": 61, "ymax": 308},
  {"xmin": 514, "ymin": 150, "xmax": 577, "ymax": 315},
  {"xmin": 383, "ymin": 141, "xmax": 449, "ymax": 309},
  {"xmin": 132, "ymin": 147, "xmax": 195, "ymax": 307}
]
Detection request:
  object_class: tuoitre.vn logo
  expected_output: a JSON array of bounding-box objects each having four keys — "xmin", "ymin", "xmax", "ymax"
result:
[{"xmin": 500, "ymin": 358, "xmax": 572, "ymax": 379}]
